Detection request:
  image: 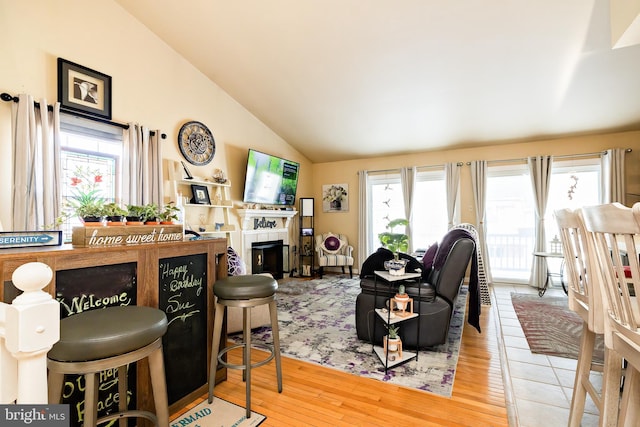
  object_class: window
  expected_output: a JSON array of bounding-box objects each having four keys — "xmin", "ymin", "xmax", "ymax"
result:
[
  {"xmin": 59, "ymin": 115, "xmax": 123, "ymax": 240},
  {"xmin": 486, "ymin": 164, "xmax": 534, "ymax": 282},
  {"xmin": 412, "ymin": 168, "xmax": 448, "ymax": 249},
  {"xmin": 486, "ymin": 157, "xmax": 600, "ymax": 283},
  {"xmin": 544, "ymin": 158, "xmax": 600, "ymax": 247},
  {"xmin": 367, "ymin": 167, "xmax": 447, "ymax": 256},
  {"xmin": 368, "ymin": 172, "xmax": 403, "ymax": 254}
]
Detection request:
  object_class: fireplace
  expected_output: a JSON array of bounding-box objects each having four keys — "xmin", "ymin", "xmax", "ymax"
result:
[{"xmin": 252, "ymin": 240, "xmax": 284, "ymax": 279}]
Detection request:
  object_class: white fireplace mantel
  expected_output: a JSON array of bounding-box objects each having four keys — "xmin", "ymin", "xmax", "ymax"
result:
[
  {"xmin": 237, "ymin": 209, "xmax": 298, "ymax": 232},
  {"xmin": 237, "ymin": 209, "xmax": 298, "ymax": 275}
]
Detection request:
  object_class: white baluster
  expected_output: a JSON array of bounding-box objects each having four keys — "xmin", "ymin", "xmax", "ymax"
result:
[{"xmin": 3, "ymin": 262, "xmax": 59, "ymax": 403}]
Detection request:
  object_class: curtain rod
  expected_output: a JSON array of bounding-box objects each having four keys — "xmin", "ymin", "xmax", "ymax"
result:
[
  {"xmin": 362, "ymin": 162, "xmax": 463, "ymax": 175},
  {"xmin": 467, "ymin": 149, "xmax": 632, "ymax": 165},
  {"xmin": 1, "ymin": 92, "xmax": 166, "ymax": 139}
]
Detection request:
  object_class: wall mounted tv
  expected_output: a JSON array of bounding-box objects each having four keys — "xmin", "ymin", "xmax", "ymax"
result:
[{"xmin": 242, "ymin": 149, "xmax": 300, "ymax": 206}]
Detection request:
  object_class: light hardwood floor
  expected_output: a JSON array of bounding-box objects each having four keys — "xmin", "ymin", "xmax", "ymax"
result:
[{"xmin": 171, "ymin": 293, "xmax": 510, "ymax": 426}]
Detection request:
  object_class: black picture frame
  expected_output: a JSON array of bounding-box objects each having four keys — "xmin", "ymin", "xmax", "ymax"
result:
[
  {"xmin": 57, "ymin": 58, "xmax": 112, "ymax": 119},
  {"xmin": 191, "ymin": 185, "xmax": 211, "ymax": 205}
]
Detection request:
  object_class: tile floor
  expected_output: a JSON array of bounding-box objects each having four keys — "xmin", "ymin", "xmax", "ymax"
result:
[{"xmin": 492, "ymin": 283, "xmax": 600, "ymax": 427}]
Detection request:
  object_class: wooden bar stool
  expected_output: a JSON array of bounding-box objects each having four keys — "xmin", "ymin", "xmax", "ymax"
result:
[
  {"xmin": 208, "ymin": 274, "xmax": 282, "ymax": 418},
  {"xmin": 48, "ymin": 306, "xmax": 169, "ymax": 426}
]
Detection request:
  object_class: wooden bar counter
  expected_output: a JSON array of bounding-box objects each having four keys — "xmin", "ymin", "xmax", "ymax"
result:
[{"xmin": 0, "ymin": 237, "xmax": 228, "ymax": 423}]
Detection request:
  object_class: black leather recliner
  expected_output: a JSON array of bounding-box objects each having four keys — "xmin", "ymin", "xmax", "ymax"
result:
[{"xmin": 355, "ymin": 233, "xmax": 475, "ymax": 349}]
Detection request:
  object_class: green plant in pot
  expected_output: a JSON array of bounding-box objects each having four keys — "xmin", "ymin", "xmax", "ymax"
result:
[
  {"xmin": 385, "ymin": 324, "xmax": 402, "ymax": 356},
  {"xmin": 158, "ymin": 202, "xmax": 180, "ymax": 224},
  {"xmin": 125, "ymin": 205, "xmax": 146, "ymax": 225},
  {"xmin": 142, "ymin": 203, "xmax": 160, "ymax": 224},
  {"xmin": 378, "ymin": 218, "xmax": 409, "ymax": 255},
  {"xmin": 394, "ymin": 284, "xmax": 411, "ymax": 315},
  {"xmin": 102, "ymin": 202, "xmax": 127, "ymax": 225},
  {"xmin": 379, "ymin": 218, "xmax": 409, "ymax": 274},
  {"xmin": 75, "ymin": 200, "xmax": 105, "ymax": 225}
]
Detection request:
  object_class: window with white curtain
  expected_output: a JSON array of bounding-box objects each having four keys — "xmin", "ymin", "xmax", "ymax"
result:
[
  {"xmin": 544, "ymin": 158, "xmax": 601, "ymax": 246},
  {"xmin": 412, "ymin": 168, "xmax": 447, "ymax": 249},
  {"xmin": 486, "ymin": 164, "xmax": 535, "ymax": 282},
  {"xmin": 367, "ymin": 167, "xmax": 447, "ymax": 256},
  {"xmin": 59, "ymin": 114, "xmax": 123, "ymax": 240},
  {"xmin": 486, "ymin": 157, "xmax": 600, "ymax": 283}
]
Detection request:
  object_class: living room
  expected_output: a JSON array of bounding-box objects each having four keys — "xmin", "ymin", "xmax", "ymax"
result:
[{"xmin": 1, "ymin": 1, "xmax": 640, "ymax": 426}]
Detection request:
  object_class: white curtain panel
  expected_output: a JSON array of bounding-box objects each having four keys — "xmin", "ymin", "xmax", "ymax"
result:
[
  {"xmin": 400, "ymin": 167, "xmax": 416, "ymax": 253},
  {"xmin": 122, "ymin": 124, "xmax": 163, "ymax": 206},
  {"xmin": 600, "ymin": 148, "xmax": 626, "ymax": 204},
  {"xmin": 357, "ymin": 170, "xmax": 369, "ymax": 268},
  {"xmin": 471, "ymin": 160, "xmax": 493, "ymax": 284},
  {"xmin": 445, "ymin": 162, "xmax": 460, "ymax": 229},
  {"xmin": 528, "ymin": 155, "xmax": 553, "ymax": 289},
  {"xmin": 11, "ymin": 94, "xmax": 61, "ymax": 231}
]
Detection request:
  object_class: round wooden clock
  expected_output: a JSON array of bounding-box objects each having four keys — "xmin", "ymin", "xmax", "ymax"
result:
[{"xmin": 178, "ymin": 121, "xmax": 215, "ymax": 165}]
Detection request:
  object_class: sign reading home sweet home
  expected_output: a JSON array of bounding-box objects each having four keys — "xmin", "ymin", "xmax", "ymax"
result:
[{"xmin": 72, "ymin": 225, "xmax": 183, "ymax": 247}]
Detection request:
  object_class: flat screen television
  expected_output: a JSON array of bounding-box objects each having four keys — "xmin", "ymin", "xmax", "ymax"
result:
[{"xmin": 242, "ymin": 149, "xmax": 300, "ymax": 206}]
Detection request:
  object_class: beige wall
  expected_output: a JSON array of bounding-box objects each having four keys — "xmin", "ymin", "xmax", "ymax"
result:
[
  {"xmin": 312, "ymin": 131, "xmax": 640, "ymax": 265},
  {"xmin": 0, "ymin": 0, "xmax": 312, "ymax": 245},
  {"xmin": 1, "ymin": 1, "xmax": 638, "ymax": 271}
]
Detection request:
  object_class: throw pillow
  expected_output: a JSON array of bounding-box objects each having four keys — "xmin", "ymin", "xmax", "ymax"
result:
[
  {"xmin": 422, "ymin": 242, "xmax": 439, "ymax": 271},
  {"xmin": 322, "ymin": 234, "xmax": 344, "ymax": 254},
  {"xmin": 227, "ymin": 246, "xmax": 246, "ymax": 276}
]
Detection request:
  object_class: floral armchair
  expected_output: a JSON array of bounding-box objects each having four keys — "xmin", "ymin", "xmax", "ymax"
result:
[{"xmin": 315, "ymin": 232, "xmax": 354, "ymax": 278}]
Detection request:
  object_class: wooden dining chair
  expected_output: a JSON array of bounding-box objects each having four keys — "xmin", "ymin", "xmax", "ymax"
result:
[
  {"xmin": 582, "ymin": 202, "xmax": 640, "ymax": 426},
  {"xmin": 555, "ymin": 208, "xmax": 622, "ymax": 427}
]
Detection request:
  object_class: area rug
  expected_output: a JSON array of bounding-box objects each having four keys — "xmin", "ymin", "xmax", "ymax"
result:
[
  {"xmin": 511, "ymin": 293, "xmax": 604, "ymax": 363},
  {"xmin": 231, "ymin": 276, "xmax": 467, "ymax": 398},
  {"xmin": 171, "ymin": 397, "xmax": 265, "ymax": 427}
]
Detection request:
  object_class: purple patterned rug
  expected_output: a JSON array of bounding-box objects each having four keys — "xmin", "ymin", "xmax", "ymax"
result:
[{"xmin": 231, "ymin": 276, "xmax": 467, "ymax": 398}]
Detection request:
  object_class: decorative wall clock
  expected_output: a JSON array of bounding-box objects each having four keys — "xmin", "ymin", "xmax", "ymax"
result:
[{"xmin": 178, "ymin": 121, "xmax": 215, "ymax": 165}]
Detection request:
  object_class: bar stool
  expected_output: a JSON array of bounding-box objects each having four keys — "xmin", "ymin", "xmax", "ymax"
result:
[
  {"xmin": 208, "ymin": 274, "xmax": 282, "ymax": 418},
  {"xmin": 48, "ymin": 306, "xmax": 169, "ymax": 427}
]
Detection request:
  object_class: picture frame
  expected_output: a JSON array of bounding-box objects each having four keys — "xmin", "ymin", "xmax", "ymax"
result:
[
  {"xmin": 57, "ymin": 58, "xmax": 112, "ymax": 119},
  {"xmin": 190, "ymin": 184, "xmax": 211, "ymax": 205},
  {"xmin": 322, "ymin": 184, "xmax": 349, "ymax": 212}
]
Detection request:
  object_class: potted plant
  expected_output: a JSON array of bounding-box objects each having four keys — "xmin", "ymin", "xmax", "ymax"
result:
[
  {"xmin": 384, "ymin": 324, "xmax": 402, "ymax": 357},
  {"xmin": 379, "ymin": 218, "xmax": 410, "ymax": 275},
  {"xmin": 394, "ymin": 284, "xmax": 411, "ymax": 316},
  {"xmin": 142, "ymin": 203, "xmax": 160, "ymax": 225},
  {"xmin": 75, "ymin": 200, "xmax": 105, "ymax": 226},
  {"xmin": 125, "ymin": 205, "xmax": 146, "ymax": 225},
  {"xmin": 102, "ymin": 202, "xmax": 127, "ymax": 225},
  {"xmin": 158, "ymin": 202, "xmax": 180, "ymax": 224}
]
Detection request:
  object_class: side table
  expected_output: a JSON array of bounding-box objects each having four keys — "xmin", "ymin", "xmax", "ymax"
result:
[
  {"xmin": 533, "ymin": 251, "xmax": 566, "ymax": 296},
  {"xmin": 372, "ymin": 270, "xmax": 422, "ymax": 372}
]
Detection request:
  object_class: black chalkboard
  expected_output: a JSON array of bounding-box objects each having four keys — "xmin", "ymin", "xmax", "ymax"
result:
[
  {"xmin": 158, "ymin": 253, "xmax": 208, "ymax": 405},
  {"xmin": 55, "ymin": 263, "xmax": 137, "ymax": 427}
]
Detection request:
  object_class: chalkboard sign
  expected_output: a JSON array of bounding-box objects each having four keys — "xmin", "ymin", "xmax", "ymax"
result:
[
  {"xmin": 55, "ymin": 263, "xmax": 137, "ymax": 427},
  {"xmin": 158, "ymin": 253, "xmax": 208, "ymax": 405}
]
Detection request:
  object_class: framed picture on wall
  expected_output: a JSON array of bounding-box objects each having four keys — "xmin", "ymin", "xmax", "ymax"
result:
[
  {"xmin": 57, "ymin": 58, "xmax": 112, "ymax": 119},
  {"xmin": 322, "ymin": 184, "xmax": 349, "ymax": 212}
]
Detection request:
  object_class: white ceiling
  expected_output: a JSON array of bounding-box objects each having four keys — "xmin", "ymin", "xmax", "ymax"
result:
[{"xmin": 116, "ymin": 0, "xmax": 640, "ymax": 163}]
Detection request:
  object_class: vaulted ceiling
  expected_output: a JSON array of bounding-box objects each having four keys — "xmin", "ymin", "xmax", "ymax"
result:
[{"xmin": 116, "ymin": 0, "xmax": 640, "ymax": 163}]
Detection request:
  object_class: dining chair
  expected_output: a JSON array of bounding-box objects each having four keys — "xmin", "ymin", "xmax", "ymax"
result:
[
  {"xmin": 555, "ymin": 208, "xmax": 622, "ymax": 427},
  {"xmin": 582, "ymin": 202, "xmax": 640, "ymax": 426}
]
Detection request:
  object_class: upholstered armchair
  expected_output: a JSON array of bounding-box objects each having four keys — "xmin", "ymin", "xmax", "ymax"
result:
[{"xmin": 315, "ymin": 232, "xmax": 354, "ymax": 278}]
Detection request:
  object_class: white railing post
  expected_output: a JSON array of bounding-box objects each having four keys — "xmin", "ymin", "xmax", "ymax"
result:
[{"xmin": 1, "ymin": 262, "xmax": 59, "ymax": 404}]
